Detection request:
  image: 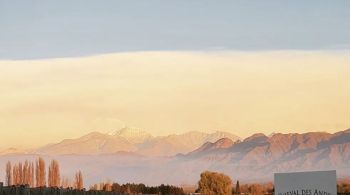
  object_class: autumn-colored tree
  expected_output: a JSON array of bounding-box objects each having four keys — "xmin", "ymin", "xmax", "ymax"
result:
[
  {"xmin": 48, "ymin": 160, "xmax": 61, "ymax": 187},
  {"xmin": 126, "ymin": 186, "xmax": 131, "ymax": 194},
  {"xmin": 239, "ymin": 184, "xmax": 249, "ymax": 194},
  {"xmin": 238, "ymin": 183, "xmax": 272, "ymax": 195},
  {"xmin": 103, "ymin": 180, "xmax": 113, "ymax": 192},
  {"xmin": 12, "ymin": 164, "xmax": 16, "ymax": 185},
  {"xmin": 249, "ymin": 184, "xmax": 264, "ymax": 195},
  {"xmin": 61, "ymin": 176, "xmax": 71, "ymax": 188},
  {"xmin": 198, "ymin": 171, "xmax": 232, "ymax": 195},
  {"xmin": 5, "ymin": 161, "xmax": 12, "ymax": 186},
  {"xmin": 265, "ymin": 182, "xmax": 274, "ymax": 194},
  {"xmin": 29, "ymin": 162, "xmax": 35, "ymax": 187},
  {"xmin": 5, "ymin": 158, "xmax": 65, "ymax": 188},
  {"xmin": 23, "ymin": 160, "xmax": 30, "ymax": 185},
  {"xmin": 12, "ymin": 164, "xmax": 20, "ymax": 185},
  {"xmin": 338, "ymin": 182, "xmax": 350, "ymax": 193},
  {"xmin": 89, "ymin": 184, "xmax": 99, "ymax": 191},
  {"xmin": 18, "ymin": 162, "xmax": 23, "ymax": 184},
  {"xmin": 35, "ymin": 157, "xmax": 46, "ymax": 187},
  {"xmin": 74, "ymin": 170, "xmax": 84, "ymax": 190},
  {"xmin": 10, "ymin": 161, "xmax": 31, "ymax": 186}
]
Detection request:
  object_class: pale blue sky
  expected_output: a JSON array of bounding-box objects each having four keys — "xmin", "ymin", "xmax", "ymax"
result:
[{"xmin": 0, "ymin": 0, "xmax": 350, "ymax": 59}]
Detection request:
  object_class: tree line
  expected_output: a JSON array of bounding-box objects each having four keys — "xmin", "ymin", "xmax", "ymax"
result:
[
  {"xmin": 197, "ymin": 171, "xmax": 274, "ymax": 195},
  {"xmin": 337, "ymin": 182, "xmax": 350, "ymax": 193},
  {"xmin": 89, "ymin": 182, "xmax": 185, "ymax": 195},
  {"xmin": 197, "ymin": 171, "xmax": 350, "ymax": 195},
  {"xmin": 5, "ymin": 157, "xmax": 83, "ymax": 189}
]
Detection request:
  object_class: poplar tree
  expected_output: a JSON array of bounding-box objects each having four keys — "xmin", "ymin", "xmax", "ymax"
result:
[
  {"xmin": 36, "ymin": 157, "xmax": 46, "ymax": 187},
  {"xmin": 48, "ymin": 160, "xmax": 61, "ymax": 187},
  {"xmin": 74, "ymin": 170, "xmax": 84, "ymax": 190},
  {"xmin": 5, "ymin": 161, "xmax": 12, "ymax": 186}
]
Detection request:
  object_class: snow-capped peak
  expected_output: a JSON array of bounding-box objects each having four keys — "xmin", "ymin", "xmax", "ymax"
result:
[{"xmin": 112, "ymin": 127, "xmax": 153, "ymax": 144}]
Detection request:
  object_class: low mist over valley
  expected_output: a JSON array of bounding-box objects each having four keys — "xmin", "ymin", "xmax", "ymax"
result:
[{"xmin": 1, "ymin": 128, "xmax": 349, "ymax": 186}]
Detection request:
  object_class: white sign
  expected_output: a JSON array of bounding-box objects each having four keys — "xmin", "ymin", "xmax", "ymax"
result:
[{"xmin": 274, "ymin": 170, "xmax": 337, "ymax": 195}]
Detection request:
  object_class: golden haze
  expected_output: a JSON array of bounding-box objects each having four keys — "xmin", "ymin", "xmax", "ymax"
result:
[{"xmin": 0, "ymin": 51, "xmax": 349, "ymax": 148}]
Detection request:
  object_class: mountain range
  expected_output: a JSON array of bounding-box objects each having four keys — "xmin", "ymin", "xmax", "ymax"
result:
[
  {"xmin": 0, "ymin": 128, "xmax": 349, "ymax": 186},
  {"xmin": 33, "ymin": 127, "xmax": 241, "ymax": 156},
  {"xmin": 181, "ymin": 129, "xmax": 350, "ymax": 179}
]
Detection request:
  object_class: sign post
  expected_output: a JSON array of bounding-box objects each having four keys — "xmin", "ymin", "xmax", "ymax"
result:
[{"xmin": 274, "ymin": 170, "xmax": 337, "ymax": 195}]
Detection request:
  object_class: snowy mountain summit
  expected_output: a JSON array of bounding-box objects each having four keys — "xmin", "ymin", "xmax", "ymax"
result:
[{"xmin": 112, "ymin": 127, "xmax": 153, "ymax": 144}]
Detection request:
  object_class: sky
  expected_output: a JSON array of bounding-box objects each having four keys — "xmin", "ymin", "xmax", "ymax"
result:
[
  {"xmin": 0, "ymin": 1, "xmax": 350, "ymax": 148},
  {"xmin": 0, "ymin": 1, "xmax": 350, "ymax": 59},
  {"xmin": 1, "ymin": 51, "xmax": 350, "ymax": 148}
]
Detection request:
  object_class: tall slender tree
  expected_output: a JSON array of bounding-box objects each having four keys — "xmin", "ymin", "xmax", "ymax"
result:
[
  {"xmin": 23, "ymin": 160, "xmax": 29, "ymax": 185},
  {"xmin": 35, "ymin": 157, "xmax": 46, "ymax": 187},
  {"xmin": 236, "ymin": 180, "xmax": 241, "ymax": 195},
  {"xmin": 12, "ymin": 164, "xmax": 19, "ymax": 185},
  {"xmin": 5, "ymin": 161, "xmax": 12, "ymax": 186},
  {"xmin": 48, "ymin": 160, "xmax": 61, "ymax": 187},
  {"xmin": 29, "ymin": 162, "xmax": 34, "ymax": 187},
  {"xmin": 74, "ymin": 170, "xmax": 84, "ymax": 190},
  {"xmin": 18, "ymin": 162, "xmax": 23, "ymax": 185}
]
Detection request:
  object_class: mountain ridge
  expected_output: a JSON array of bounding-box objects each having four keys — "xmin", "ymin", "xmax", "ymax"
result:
[
  {"xmin": 1, "ymin": 129, "xmax": 349, "ymax": 185},
  {"xmin": 32, "ymin": 127, "xmax": 241, "ymax": 156},
  {"xmin": 184, "ymin": 129, "xmax": 350, "ymax": 167}
]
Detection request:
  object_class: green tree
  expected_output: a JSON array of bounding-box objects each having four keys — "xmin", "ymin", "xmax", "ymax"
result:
[{"xmin": 198, "ymin": 171, "xmax": 232, "ymax": 195}]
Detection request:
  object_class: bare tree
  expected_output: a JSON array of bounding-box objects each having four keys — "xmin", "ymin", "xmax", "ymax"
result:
[
  {"xmin": 35, "ymin": 157, "xmax": 46, "ymax": 187},
  {"xmin": 74, "ymin": 170, "xmax": 84, "ymax": 190},
  {"xmin": 48, "ymin": 160, "xmax": 61, "ymax": 187},
  {"xmin": 5, "ymin": 161, "xmax": 12, "ymax": 186},
  {"xmin": 12, "ymin": 164, "xmax": 19, "ymax": 185}
]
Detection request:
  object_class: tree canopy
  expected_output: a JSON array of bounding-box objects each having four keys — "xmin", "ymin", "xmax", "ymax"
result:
[{"xmin": 198, "ymin": 171, "xmax": 232, "ymax": 195}]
